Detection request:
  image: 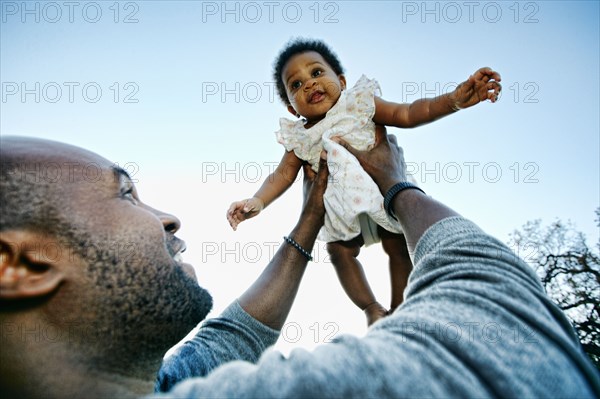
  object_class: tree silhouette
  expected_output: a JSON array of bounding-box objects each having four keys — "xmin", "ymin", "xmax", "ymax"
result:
[{"xmin": 509, "ymin": 208, "xmax": 599, "ymax": 368}]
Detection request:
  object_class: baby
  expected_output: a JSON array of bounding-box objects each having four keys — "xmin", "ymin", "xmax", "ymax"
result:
[{"xmin": 227, "ymin": 38, "xmax": 501, "ymax": 325}]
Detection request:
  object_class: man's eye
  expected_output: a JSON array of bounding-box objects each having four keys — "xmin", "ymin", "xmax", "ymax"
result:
[{"xmin": 122, "ymin": 188, "xmax": 138, "ymax": 204}]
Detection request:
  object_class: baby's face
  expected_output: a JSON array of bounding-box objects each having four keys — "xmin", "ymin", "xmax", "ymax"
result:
[{"xmin": 282, "ymin": 51, "xmax": 346, "ymax": 123}]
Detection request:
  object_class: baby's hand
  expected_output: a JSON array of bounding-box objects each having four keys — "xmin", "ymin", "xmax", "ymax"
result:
[
  {"xmin": 226, "ymin": 197, "xmax": 265, "ymax": 231},
  {"xmin": 452, "ymin": 67, "xmax": 502, "ymax": 110}
]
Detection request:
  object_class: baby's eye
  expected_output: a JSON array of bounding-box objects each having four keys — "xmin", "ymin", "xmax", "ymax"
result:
[
  {"xmin": 291, "ymin": 81, "xmax": 301, "ymax": 90},
  {"xmin": 312, "ymin": 69, "xmax": 322, "ymax": 78}
]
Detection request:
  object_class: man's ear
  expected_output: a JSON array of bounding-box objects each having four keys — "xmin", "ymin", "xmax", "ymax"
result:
[
  {"xmin": 339, "ymin": 74, "xmax": 347, "ymax": 91},
  {"xmin": 287, "ymin": 104, "xmax": 300, "ymax": 118},
  {"xmin": 0, "ymin": 231, "xmax": 66, "ymax": 300}
]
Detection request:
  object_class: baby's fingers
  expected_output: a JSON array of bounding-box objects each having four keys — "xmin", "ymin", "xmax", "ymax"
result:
[
  {"xmin": 488, "ymin": 70, "xmax": 501, "ymax": 82},
  {"xmin": 227, "ymin": 201, "xmax": 246, "ymax": 230},
  {"xmin": 487, "ymin": 81, "xmax": 502, "ymax": 102},
  {"xmin": 482, "ymin": 67, "xmax": 501, "ymax": 82},
  {"xmin": 227, "ymin": 201, "xmax": 241, "ymax": 215},
  {"xmin": 227, "ymin": 213, "xmax": 238, "ymax": 230},
  {"xmin": 473, "ymin": 67, "xmax": 501, "ymax": 84}
]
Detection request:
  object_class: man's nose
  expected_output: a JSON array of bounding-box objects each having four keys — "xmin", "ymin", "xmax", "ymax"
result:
[{"xmin": 158, "ymin": 212, "xmax": 181, "ymax": 234}]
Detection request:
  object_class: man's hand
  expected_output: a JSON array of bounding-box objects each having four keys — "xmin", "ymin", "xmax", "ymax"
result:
[
  {"xmin": 226, "ymin": 197, "xmax": 264, "ymax": 231},
  {"xmin": 451, "ymin": 67, "xmax": 502, "ymax": 110},
  {"xmin": 300, "ymin": 154, "xmax": 329, "ymax": 223},
  {"xmin": 335, "ymin": 125, "xmax": 459, "ymax": 253},
  {"xmin": 333, "ymin": 125, "xmax": 406, "ymax": 195}
]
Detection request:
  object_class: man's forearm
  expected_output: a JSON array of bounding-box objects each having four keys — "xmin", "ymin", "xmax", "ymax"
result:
[
  {"xmin": 237, "ymin": 209, "xmax": 322, "ymax": 330},
  {"xmin": 392, "ymin": 189, "xmax": 459, "ymax": 253}
]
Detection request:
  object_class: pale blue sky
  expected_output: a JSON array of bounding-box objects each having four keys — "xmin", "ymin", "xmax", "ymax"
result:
[{"xmin": 2, "ymin": 1, "xmax": 599, "ymax": 351}]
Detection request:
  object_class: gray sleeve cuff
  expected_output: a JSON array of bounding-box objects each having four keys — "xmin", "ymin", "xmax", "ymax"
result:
[{"xmin": 221, "ymin": 300, "xmax": 280, "ymax": 345}]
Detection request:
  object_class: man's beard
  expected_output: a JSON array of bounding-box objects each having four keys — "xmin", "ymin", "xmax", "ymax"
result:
[{"xmin": 78, "ymin": 236, "xmax": 214, "ymax": 362}]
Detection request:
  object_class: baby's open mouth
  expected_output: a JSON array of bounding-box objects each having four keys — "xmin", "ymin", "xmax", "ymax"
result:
[{"xmin": 309, "ymin": 91, "xmax": 324, "ymax": 103}]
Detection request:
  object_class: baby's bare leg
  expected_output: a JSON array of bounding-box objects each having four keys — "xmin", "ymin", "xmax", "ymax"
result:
[
  {"xmin": 379, "ymin": 228, "xmax": 413, "ymax": 312},
  {"xmin": 326, "ymin": 236, "xmax": 387, "ymax": 326}
]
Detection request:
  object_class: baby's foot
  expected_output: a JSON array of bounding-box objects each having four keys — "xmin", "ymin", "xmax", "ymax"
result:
[{"xmin": 363, "ymin": 302, "xmax": 388, "ymax": 326}]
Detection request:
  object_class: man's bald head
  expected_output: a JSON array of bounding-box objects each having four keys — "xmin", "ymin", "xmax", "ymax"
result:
[
  {"xmin": 1, "ymin": 137, "xmax": 76, "ymax": 238},
  {"xmin": 1, "ymin": 137, "xmax": 124, "ymax": 257}
]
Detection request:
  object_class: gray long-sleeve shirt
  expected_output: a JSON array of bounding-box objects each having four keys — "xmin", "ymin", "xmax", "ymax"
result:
[{"xmin": 155, "ymin": 216, "xmax": 600, "ymax": 397}]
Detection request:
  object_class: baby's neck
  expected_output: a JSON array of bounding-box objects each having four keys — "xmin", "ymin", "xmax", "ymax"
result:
[{"xmin": 303, "ymin": 116, "xmax": 325, "ymax": 129}]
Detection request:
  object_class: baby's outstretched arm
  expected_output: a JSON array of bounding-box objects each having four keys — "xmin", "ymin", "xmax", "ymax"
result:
[
  {"xmin": 227, "ymin": 150, "xmax": 303, "ymax": 230},
  {"xmin": 373, "ymin": 67, "xmax": 501, "ymax": 128}
]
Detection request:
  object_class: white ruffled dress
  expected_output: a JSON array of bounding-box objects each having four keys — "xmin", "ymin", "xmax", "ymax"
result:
[{"xmin": 275, "ymin": 75, "xmax": 403, "ymax": 245}]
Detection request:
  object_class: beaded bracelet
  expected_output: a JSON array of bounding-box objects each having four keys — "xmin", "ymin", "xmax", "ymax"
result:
[
  {"xmin": 384, "ymin": 182, "xmax": 426, "ymax": 221},
  {"xmin": 283, "ymin": 236, "xmax": 313, "ymax": 261}
]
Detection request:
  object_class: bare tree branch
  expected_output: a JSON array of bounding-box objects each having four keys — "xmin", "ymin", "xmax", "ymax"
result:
[{"xmin": 509, "ymin": 208, "xmax": 600, "ymax": 369}]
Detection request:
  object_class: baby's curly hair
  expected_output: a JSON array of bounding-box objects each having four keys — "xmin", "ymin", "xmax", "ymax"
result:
[{"xmin": 272, "ymin": 38, "xmax": 345, "ymax": 105}]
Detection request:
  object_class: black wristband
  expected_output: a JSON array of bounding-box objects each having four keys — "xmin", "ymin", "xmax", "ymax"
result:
[
  {"xmin": 384, "ymin": 182, "xmax": 426, "ymax": 221},
  {"xmin": 283, "ymin": 236, "xmax": 313, "ymax": 261}
]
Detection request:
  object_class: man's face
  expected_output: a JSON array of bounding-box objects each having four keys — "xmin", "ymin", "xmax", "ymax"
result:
[{"xmin": 2, "ymin": 138, "xmax": 212, "ymax": 359}]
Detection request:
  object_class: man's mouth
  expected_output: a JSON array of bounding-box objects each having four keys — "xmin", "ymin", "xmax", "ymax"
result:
[
  {"xmin": 170, "ymin": 240, "xmax": 197, "ymax": 280},
  {"xmin": 172, "ymin": 241, "xmax": 187, "ymax": 265},
  {"xmin": 173, "ymin": 251, "xmax": 184, "ymax": 263}
]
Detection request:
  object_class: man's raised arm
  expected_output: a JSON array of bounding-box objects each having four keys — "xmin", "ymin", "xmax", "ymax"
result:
[{"xmin": 156, "ymin": 156, "xmax": 329, "ymax": 392}]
